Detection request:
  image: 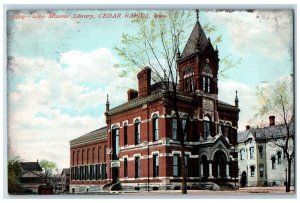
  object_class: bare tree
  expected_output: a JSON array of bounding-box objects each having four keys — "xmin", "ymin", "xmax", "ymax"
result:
[
  {"xmin": 114, "ymin": 10, "xmax": 240, "ymax": 194},
  {"xmin": 254, "ymin": 77, "xmax": 294, "ymax": 192}
]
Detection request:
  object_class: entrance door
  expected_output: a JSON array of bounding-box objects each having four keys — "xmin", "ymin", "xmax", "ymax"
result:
[{"xmin": 213, "ymin": 150, "xmax": 227, "ymax": 178}]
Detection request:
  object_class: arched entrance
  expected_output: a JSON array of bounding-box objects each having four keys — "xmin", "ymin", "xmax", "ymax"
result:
[
  {"xmin": 213, "ymin": 150, "xmax": 227, "ymax": 179},
  {"xmin": 240, "ymin": 171, "xmax": 247, "ymax": 187}
]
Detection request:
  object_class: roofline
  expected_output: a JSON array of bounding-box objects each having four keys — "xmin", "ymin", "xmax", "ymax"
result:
[{"xmin": 70, "ymin": 136, "xmax": 107, "ymax": 147}]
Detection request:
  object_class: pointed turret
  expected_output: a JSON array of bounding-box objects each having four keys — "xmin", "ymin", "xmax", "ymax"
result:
[
  {"xmin": 106, "ymin": 94, "xmax": 110, "ymax": 112},
  {"xmin": 235, "ymin": 90, "xmax": 239, "ymax": 107},
  {"xmin": 181, "ymin": 10, "xmax": 209, "ymax": 58}
]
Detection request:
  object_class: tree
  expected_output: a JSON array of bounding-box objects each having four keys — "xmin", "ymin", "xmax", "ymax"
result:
[
  {"xmin": 8, "ymin": 156, "xmax": 22, "ymax": 194},
  {"xmin": 39, "ymin": 159, "xmax": 57, "ymax": 183},
  {"xmin": 115, "ymin": 10, "xmax": 240, "ymax": 194},
  {"xmin": 255, "ymin": 77, "xmax": 294, "ymax": 192}
]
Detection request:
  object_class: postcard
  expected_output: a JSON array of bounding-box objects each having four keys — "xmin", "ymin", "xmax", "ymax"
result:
[{"xmin": 6, "ymin": 8, "xmax": 295, "ymax": 196}]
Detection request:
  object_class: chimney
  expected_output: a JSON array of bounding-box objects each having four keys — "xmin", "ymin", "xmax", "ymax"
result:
[
  {"xmin": 127, "ymin": 89, "xmax": 138, "ymax": 101},
  {"xmin": 137, "ymin": 67, "xmax": 151, "ymax": 97},
  {"xmin": 269, "ymin": 116, "xmax": 275, "ymax": 126},
  {"xmin": 246, "ymin": 125, "xmax": 250, "ymax": 130}
]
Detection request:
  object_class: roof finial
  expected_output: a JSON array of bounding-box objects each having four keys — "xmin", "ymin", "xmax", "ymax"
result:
[
  {"xmin": 106, "ymin": 94, "xmax": 110, "ymax": 112},
  {"xmin": 235, "ymin": 90, "xmax": 239, "ymax": 107},
  {"xmin": 196, "ymin": 9, "xmax": 199, "ymax": 22}
]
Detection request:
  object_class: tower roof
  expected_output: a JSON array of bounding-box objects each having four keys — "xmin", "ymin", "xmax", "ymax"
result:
[{"xmin": 181, "ymin": 20, "xmax": 209, "ymax": 58}]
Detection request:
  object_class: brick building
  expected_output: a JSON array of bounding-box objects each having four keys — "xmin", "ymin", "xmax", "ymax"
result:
[{"xmin": 70, "ymin": 15, "xmax": 240, "ymax": 193}]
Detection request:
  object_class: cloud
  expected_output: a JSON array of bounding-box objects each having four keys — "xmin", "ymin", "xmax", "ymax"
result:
[
  {"xmin": 205, "ymin": 10, "xmax": 293, "ymax": 60},
  {"xmin": 8, "ymin": 48, "xmax": 133, "ymax": 169},
  {"xmin": 218, "ymin": 80, "xmax": 257, "ymax": 131}
]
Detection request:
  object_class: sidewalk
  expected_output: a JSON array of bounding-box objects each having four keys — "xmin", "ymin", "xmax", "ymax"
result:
[{"xmin": 119, "ymin": 186, "xmax": 295, "ymax": 195}]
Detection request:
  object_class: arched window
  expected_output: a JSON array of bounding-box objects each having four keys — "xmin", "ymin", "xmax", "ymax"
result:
[
  {"xmin": 277, "ymin": 151, "xmax": 282, "ymax": 164},
  {"xmin": 135, "ymin": 156, "xmax": 140, "ymax": 178},
  {"xmin": 135, "ymin": 119, "xmax": 141, "ymax": 145},
  {"xmin": 203, "ymin": 116, "xmax": 211, "ymax": 139},
  {"xmin": 153, "ymin": 153, "xmax": 159, "ymax": 177},
  {"xmin": 184, "ymin": 67, "xmax": 194, "ymax": 93},
  {"xmin": 271, "ymin": 156, "xmax": 276, "ymax": 169},
  {"xmin": 112, "ymin": 125, "xmax": 119, "ymax": 159},
  {"xmin": 123, "ymin": 122, "xmax": 128, "ymax": 146},
  {"xmin": 202, "ymin": 64, "xmax": 213, "ymax": 94},
  {"xmin": 225, "ymin": 122, "xmax": 232, "ymax": 142},
  {"xmin": 152, "ymin": 114, "xmax": 159, "ymax": 141},
  {"xmin": 219, "ymin": 121, "xmax": 224, "ymax": 134}
]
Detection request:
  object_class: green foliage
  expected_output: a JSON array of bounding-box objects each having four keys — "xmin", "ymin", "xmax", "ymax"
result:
[
  {"xmin": 39, "ymin": 159, "xmax": 57, "ymax": 178},
  {"xmin": 8, "ymin": 156, "xmax": 22, "ymax": 194},
  {"xmin": 255, "ymin": 78, "xmax": 293, "ymax": 122}
]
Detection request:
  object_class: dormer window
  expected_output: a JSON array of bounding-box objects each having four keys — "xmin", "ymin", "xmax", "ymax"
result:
[{"xmin": 184, "ymin": 67, "xmax": 194, "ymax": 93}]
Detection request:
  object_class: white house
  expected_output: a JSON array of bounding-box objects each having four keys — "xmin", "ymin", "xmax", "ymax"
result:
[{"xmin": 237, "ymin": 116, "xmax": 294, "ymax": 187}]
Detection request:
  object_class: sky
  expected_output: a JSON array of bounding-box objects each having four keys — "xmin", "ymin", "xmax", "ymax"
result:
[{"xmin": 6, "ymin": 9, "xmax": 294, "ymax": 171}]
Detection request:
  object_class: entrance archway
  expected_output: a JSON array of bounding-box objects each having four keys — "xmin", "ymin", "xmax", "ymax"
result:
[
  {"xmin": 240, "ymin": 171, "xmax": 247, "ymax": 187},
  {"xmin": 213, "ymin": 150, "xmax": 227, "ymax": 178}
]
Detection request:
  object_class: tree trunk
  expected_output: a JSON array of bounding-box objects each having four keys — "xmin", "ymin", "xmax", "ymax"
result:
[
  {"xmin": 181, "ymin": 144, "xmax": 187, "ymax": 194},
  {"xmin": 286, "ymin": 159, "xmax": 292, "ymax": 192}
]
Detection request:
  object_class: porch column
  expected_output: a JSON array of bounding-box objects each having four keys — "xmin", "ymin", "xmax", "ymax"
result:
[
  {"xmin": 217, "ymin": 163, "xmax": 221, "ymax": 178},
  {"xmin": 226, "ymin": 163, "xmax": 231, "ymax": 179},
  {"xmin": 200, "ymin": 163, "xmax": 203, "ymax": 178},
  {"xmin": 208, "ymin": 162, "xmax": 214, "ymax": 179}
]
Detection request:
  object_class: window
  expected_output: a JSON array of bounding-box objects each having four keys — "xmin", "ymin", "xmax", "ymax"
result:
[
  {"xmin": 182, "ymin": 118, "xmax": 188, "ymax": 141},
  {"xmin": 135, "ymin": 157, "xmax": 140, "ymax": 178},
  {"xmin": 80, "ymin": 166, "xmax": 83, "ymax": 180},
  {"xmin": 152, "ymin": 114, "xmax": 159, "ymax": 141},
  {"xmin": 271, "ymin": 157, "xmax": 276, "ymax": 169},
  {"xmin": 173, "ymin": 154, "xmax": 180, "ymax": 177},
  {"xmin": 82, "ymin": 165, "xmax": 86, "ymax": 180},
  {"xmin": 184, "ymin": 67, "xmax": 194, "ymax": 93},
  {"xmin": 172, "ymin": 117, "xmax": 178, "ymax": 140},
  {"xmin": 71, "ymin": 167, "xmax": 75, "ymax": 180},
  {"xmin": 203, "ymin": 116, "xmax": 211, "ymax": 139},
  {"xmin": 258, "ymin": 146, "xmax": 263, "ymax": 159},
  {"xmin": 202, "ymin": 76, "xmax": 211, "ymax": 93},
  {"xmin": 153, "ymin": 154, "xmax": 159, "ymax": 177},
  {"xmin": 185, "ymin": 155, "xmax": 189, "ymax": 177},
  {"xmin": 102, "ymin": 164, "xmax": 107, "ymax": 179},
  {"xmin": 112, "ymin": 126, "xmax": 119, "ymax": 159},
  {"xmin": 277, "ymin": 151, "xmax": 282, "ymax": 164},
  {"xmin": 85, "ymin": 165, "xmax": 89, "ymax": 180},
  {"xmin": 90, "ymin": 165, "xmax": 95, "ymax": 180},
  {"xmin": 240, "ymin": 149, "xmax": 245, "ymax": 160},
  {"xmin": 250, "ymin": 165, "xmax": 255, "ymax": 177},
  {"xmin": 250, "ymin": 147, "xmax": 254, "ymax": 159},
  {"xmin": 135, "ymin": 119, "xmax": 141, "ymax": 145},
  {"xmin": 219, "ymin": 121, "xmax": 224, "ymax": 134},
  {"xmin": 96, "ymin": 164, "xmax": 101, "ymax": 180},
  {"xmin": 259, "ymin": 164, "xmax": 264, "ymax": 177},
  {"xmin": 124, "ymin": 122, "xmax": 128, "ymax": 145},
  {"xmin": 225, "ymin": 123, "xmax": 232, "ymax": 142},
  {"xmin": 124, "ymin": 158, "xmax": 128, "ymax": 178}
]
